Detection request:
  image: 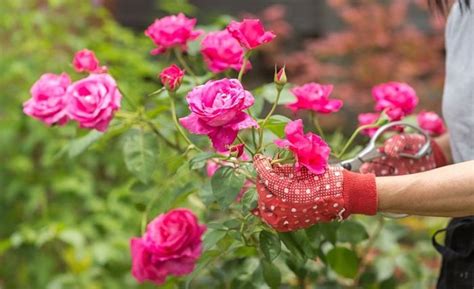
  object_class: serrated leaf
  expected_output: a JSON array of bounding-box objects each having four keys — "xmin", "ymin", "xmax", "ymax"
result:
[
  {"xmin": 337, "ymin": 221, "xmax": 369, "ymax": 244},
  {"xmin": 211, "ymin": 166, "xmax": 245, "ymax": 208},
  {"xmin": 327, "ymin": 247, "xmax": 359, "ymax": 278},
  {"xmin": 189, "ymin": 151, "xmax": 216, "ymax": 170},
  {"xmin": 261, "ymin": 259, "xmax": 281, "ymax": 289},
  {"xmin": 278, "ymin": 232, "xmax": 307, "ymax": 263},
  {"xmin": 123, "ymin": 129, "xmax": 158, "ymax": 183},
  {"xmin": 203, "ymin": 229, "xmax": 227, "ymax": 251},
  {"xmin": 264, "ymin": 115, "xmax": 292, "ymax": 138},
  {"xmin": 68, "ymin": 130, "xmax": 103, "ymax": 158},
  {"xmin": 241, "ymin": 188, "xmax": 258, "ymax": 213},
  {"xmin": 260, "ymin": 231, "xmax": 281, "ymax": 261}
]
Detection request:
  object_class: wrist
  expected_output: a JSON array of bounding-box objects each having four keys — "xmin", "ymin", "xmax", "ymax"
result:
[{"xmin": 342, "ymin": 170, "xmax": 377, "ymax": 216}]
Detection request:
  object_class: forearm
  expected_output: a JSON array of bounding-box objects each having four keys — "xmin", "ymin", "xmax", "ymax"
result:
[{"xmin": 377, "ymin": 160, "xmax": 474, "ymax": 217}]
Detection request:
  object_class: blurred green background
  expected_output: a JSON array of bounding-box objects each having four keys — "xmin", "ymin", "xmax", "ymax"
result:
[{"xmin": 0, "ymin": 0, "xmax": 449, "ymax": 288}]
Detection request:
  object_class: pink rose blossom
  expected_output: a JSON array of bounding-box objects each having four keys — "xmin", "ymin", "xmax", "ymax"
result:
[
  {"xmin": 160, "ymin": 64, "xmax": 184, "ymax": 91},
  {"xmin": 179, "ymin": 78, "xmax": 258, "ymax": 152},
  {"xmin": 226, "ymin": 19, "xmax": 276, "ymax": 50},
  {"xmin": 145, "ymin": 13, "xmax": 203, "ymax": 55},
  {"xmin": 23, "ymin": 73, "xmax": 71, "ymax": 125},
  {"xmin": 200, "ymin": 30, "xmax": 251, "ymax": 73},
  {"xmin": 72, "ymin": 49, "xmax": 107, "ymax": 73},
  {"xmin": 417, "ymin": 111, "xmax": 446, "ymax": 136},
  {"xmin": 67, "ymin": 73, "xmax": 122, "ymax": 132},
  {"xmin": 130, "ymin": 208, "xmax": 206, "ymax": 285},
  {"xmin": 358, "ymin": 112, "xmax": 381, "ymax": 137},
  {"xmin": 372, "ymin": 82, "xmax": 418, "ymax": 121},
  {"xmin": 287, "ymin": 83, "xmax": 343, "ymax": 114},
  {"xmin": 275, "ymin": 119, "xmax": 330, "ymax": 175}
]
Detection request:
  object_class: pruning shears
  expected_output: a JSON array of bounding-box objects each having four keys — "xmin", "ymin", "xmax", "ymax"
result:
[{"xmin": 339, "ymin": 121, "xmax": 432, "ymax": 219}]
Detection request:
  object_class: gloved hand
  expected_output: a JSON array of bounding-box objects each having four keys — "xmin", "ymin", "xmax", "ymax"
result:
[
  {"xmin": 359, "ymin": 134, "xmax": 447, "ymax": 176},
  {"xmin": 253, "ymin": 154, "xmax": 377, "ymax": 232}
]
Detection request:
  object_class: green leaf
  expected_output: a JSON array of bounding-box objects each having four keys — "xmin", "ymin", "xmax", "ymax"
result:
[
  {"xmin": 264, "ymin": 115, "xmax": 292, "ymax": 138},
  {"xmin": 122, "ymin": 129, "xmax": 158, "ymax": 183},
  {"xmin": 68, "ymin": 130, "xmax": 103, "ymax": 158},
  {"xmin": 203, "ymin": 229, "xmax": 227, "ymax": 250},
  {"xmin": 337, "ymin": 221, "xmax": 369, "ymax": 244},
  {"xmin": 315, "ymin": 222, "xmax": 340, "ymax": 244},
  {"xmin": 241, "ymin": 188, "xmax": 258, "ymax": 213},
  {"xmin": 189, "ymin": 151, "xmax": 216, "ymax": 170},
  {"xmin": 185, "ymin": 250, "xmax": 220, "ymax": 289},
  {"xmin": 260, "ymin": 231, "xmax": 281, "ymax": 261},
  {"xmin": 249, "ymin": 92, "xmax": 265, "ymax": 118},
  {"xmin": 261, "ymin": 259, "xmax": 281, "ymax": 289},
  {"xmin": 278, "ymin": 232, "xmax": 307, "ymax": 263},
  {"xmin": 211, "ymin": 166, "xmax": 246, "ymax": 208},
  {"xmin": 258, "ymin": 84, "xmax": 295, "ymax": 104},
  {"xmin": 327, "ymin": 247, "xmax": 359, "ymax": 279}
]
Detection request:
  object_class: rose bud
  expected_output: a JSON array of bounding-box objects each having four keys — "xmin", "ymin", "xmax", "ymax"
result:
[
  {"xmin": 229, "ymin": 143, "xmax": 245, "ymax": 158},
  {"xmin": 274, "ymin": 65, "xmax": 287, "ymax": 90},
  {"xmin": 159, "ymin": 64, "xmax": 185, "ymax": 92}
]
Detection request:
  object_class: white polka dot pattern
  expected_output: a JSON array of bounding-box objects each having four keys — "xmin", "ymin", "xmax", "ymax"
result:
[
  {"xmin": 253, "ymin": 154, "xmax": 346, "ymax": 232},
  {"xmin": 360, "ymin": 134, "xmax": 437, "ymax": 176}
]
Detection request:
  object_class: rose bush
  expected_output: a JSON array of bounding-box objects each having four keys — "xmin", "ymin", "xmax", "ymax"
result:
[{"xmin": 13, "ymin": 2, "xmax": 447, "ymax": 289}]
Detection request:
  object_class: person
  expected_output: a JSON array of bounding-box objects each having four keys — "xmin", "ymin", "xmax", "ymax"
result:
[{"xmin": 253, "ymin": 1, "xmax": 474, "ymax": 288}]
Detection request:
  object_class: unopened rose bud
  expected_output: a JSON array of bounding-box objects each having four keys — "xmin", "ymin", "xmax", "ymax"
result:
[
  {"xmin": 159, "ymin": 64, "xmax": 185, "ymax": 92},
  {"xmin": 274, "ymin": 65, "xmax": 287, "ymax": 90},
  {"xmin": 229, "ymin": 143, "xmax": 245, "ymax": 158}
]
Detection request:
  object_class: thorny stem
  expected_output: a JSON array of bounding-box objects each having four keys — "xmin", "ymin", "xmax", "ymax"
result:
[
  {"xmin": 336, "ymin": 123, "xmax": 381, "ymax": 159},
  {"xmin": 118, "ymin": 87, "xmax": 138, "ymax": 110},
  {"xmin": 257, "ymin": 87, "xmax": 282, "ymax": 153},
  {"xmin": 168, "ymin": 92, "xmax": 202, "ymax": 152},
  {"xmin": 311, "ymin": 112, "xmax": 326, "ymax": 140},
  {"xmin": 238, "ymin": 51, "xmax": 252, "ymax": 82},
  {"xmin": 144, "ymin": 119, "xmax": 181, "ymax": 151},
  {"xmin": 350, "ymin": 216, "xmax": 385, "ymax": 288},
  {"xmin": 174, "ymin": 48, "xmax": 199, "ymax": 84},
  {"xmin": 237, "ymin": 135, "xmax": 256, "ymax": 155}
]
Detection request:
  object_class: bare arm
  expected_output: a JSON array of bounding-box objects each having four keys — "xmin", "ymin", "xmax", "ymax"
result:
[{"xmin": 377, "ymin": 160, "xmax": 474, "ymax": 217}]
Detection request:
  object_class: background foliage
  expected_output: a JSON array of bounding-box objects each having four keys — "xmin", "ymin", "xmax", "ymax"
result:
[{"xmin": 0, "ymin": 0, "xmax": 448, "ymax": 288}]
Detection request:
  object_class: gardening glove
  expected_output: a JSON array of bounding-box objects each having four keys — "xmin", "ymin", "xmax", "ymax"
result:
[
  {"xmin": 253, "ymin": 154, "xmax": 377, "ymax": 232},
  {"xmin": 359, "ymin": 134, "xmax": 447, "ymax": 176}
]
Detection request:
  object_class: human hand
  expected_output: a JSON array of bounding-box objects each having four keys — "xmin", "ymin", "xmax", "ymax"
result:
[
  {"xmin": 359, "ymin": 134, "xmax": 447, "ymax": 176},
  {"xmin": 253, "ymin": 154, "xmax": 377, "ymax": 232}
]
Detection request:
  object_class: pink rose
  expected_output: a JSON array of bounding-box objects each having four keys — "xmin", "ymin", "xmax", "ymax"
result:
[
  {"xmin": 275, "ymin": 119, "xmax": 330, "ymax": 175},
  {"xmin": 372, "ymin": 82, "xmax": 418, "ymax": 121},
  {"xmin": 67, "ymin": 73, "xmax": 122, "ymax": 132},
  {"xmin": 417, "ymin": 111, "xmax": 446, "ymax": 136},
  {"xmin": 179, "ymin": 78, "xmax": 258, "ymax": 152},
  {"xmin": 200, "ymin": 30, "xmax": 251, "ymax": 73},
  {"xmin": 23, "ymin": 73, "xmax": 71, "ymax": 125},
  {"xmin": 358, "ymin": 112, "xmax": 381, "ymax": 137},
  {"xmin": 160, "ymin": 64, "xmax": 184, "ymax": 91},
  {"xmin": 145, "ymin": 13, "xmax": 203, "ymax": 55},
  {"xmin": 287, "ymin": 83, "xmax": 343, "ymax": 114},
  {"xmin": 72, "ymin": 49, "xmax": 107, "ymax": 73},
  {"xmin": 130, "ymin": 208, "xmax": 206, "ymax": 285},
  {"xmin": 226, "ymin": 19, "xmax": 276, "ymax": 50}
]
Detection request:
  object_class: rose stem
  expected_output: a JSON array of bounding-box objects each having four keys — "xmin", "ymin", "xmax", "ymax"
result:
[
  {"xmin": 256, "ymin": 87, "xmax": 282, "ymax": 153},
  {"xmin": 173, "ymin": 48, "xmax": 199, "ymax": 84},
  {"xmin": 169, "ymin": 92, "xmax": 202, "ymax": 152},
  {"xmin": 311, "ymin": 112, "xmax": 326, "ymax": 140},
  {"xmin": 237, "ymin": 51, "xmax": 252, "ymax": 82}
]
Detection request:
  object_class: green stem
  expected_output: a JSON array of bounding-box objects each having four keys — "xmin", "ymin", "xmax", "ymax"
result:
[
  {"xmin": 238, "ymin": 51, "xmax": 251, "ymax": 82},
  {"xmin": 174, "ymin": 48, "xmax": 199, "ymax": 84},
  {"xmin": 336, "ymin": 123, "xmax": 381, "ymax": 159},
  {"xmin": 311, "ymin": 112, "xmax": 326, "ymax": 139},
  {"xmin": 237, "ymin": 135, "xmax": 255, "ymax": 155},
  {"xmin": 169, "ymin": 93, "xmax": 202, "ymax": 152},
  {"xmin": 144, "ymin": 119, "xmax": 181, "ymax": 151},
  {"xmin": 256, "ymin": 88, "xmax": 282, "ymax": 153},
  {"xmin": 118, "ymin": 87, "xmax": 138, "ymax": 110},
  {"xmin": 141, "ymin": 212, "xmax": 147, "ymax": 235}
]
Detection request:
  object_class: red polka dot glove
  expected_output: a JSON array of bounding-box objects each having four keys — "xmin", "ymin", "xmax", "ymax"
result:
[
  {"xmin": 253, "ymin": 154, "xmax": 377, "ymax": 232},
  {"xmin": 360, "ymin": 134, "xmax": 447, "ymax": 176}
]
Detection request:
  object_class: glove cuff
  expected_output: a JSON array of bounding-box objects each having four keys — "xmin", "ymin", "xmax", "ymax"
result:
[
  {"xmin": 342, "ymin": 170, "xmax": 377, "ymax": 216},
  {"xmin": 431, "ymin": 140, "xmax": 447, "ymax": 167}
]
